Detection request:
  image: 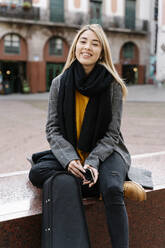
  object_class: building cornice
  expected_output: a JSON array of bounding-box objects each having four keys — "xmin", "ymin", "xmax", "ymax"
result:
[{"xmin": 0, "ymin": 17, "xmax": 148, "ymax": 36}]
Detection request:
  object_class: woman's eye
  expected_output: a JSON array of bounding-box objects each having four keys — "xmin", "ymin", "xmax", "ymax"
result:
[
  {"xmin": 93, "ymin": 43, "xmax": 98, "ymax": 46},
  {"xmin": 80, "ymin": 40, "xmax": 86, "ymax": 44}
]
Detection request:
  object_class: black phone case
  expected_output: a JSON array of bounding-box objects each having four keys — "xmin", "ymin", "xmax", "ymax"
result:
[{"xmin": 83, "ymin": 169, "xmax": 93, "ymax": 182}]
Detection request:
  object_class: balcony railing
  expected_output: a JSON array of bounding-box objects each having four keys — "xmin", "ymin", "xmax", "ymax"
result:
[
  {"xmin": 0, "ymin": 5, "xmax": 40, "ymax": 21},
  {"xmin": 66, "ymin": 14, "xmax": 149, "ymax": 33},
  {"xmin": 103, "ymin": 16, "xmax": 149, "ymax": 33},
  {"xmin": 0, "ymin": 7, "xmax": 149, "ymax": 33}
]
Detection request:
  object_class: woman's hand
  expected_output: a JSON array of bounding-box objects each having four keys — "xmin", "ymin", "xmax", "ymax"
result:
[
  {"xmin": 83, "ymin": 164, "xmax": 99, "ymax": 188},
  {"xmin": 68, "ymin": 160, "xmax": 86, "ymax": 180}
]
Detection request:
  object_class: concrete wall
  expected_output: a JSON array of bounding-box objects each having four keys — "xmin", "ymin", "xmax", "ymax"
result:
[
  {"xmin": 66, "ymin": 0, "xmax": 88, "ymax": 12},
  {"xmin": 137, "ymin": 0, "xmax": 151, "ymax": 20},
  {"xmin": 32, "ymin": 0, "xmax": 48, "ymax": 8},
  {"xmin": 104, "ymin": 0, "xmax": 124, "ymax": 17}
]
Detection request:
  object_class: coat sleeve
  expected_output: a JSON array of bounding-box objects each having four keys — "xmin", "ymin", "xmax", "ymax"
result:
[
  {"xmin": 46, "ymin": 76, "xmax": 80, "ymax": 169},
  {"xmin": 84, "ymin": 81, "xmax": 123, "ymax": 170}
]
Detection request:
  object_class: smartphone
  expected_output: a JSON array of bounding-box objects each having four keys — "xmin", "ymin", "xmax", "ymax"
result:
[{"xmin": 83, "ymin": 168, "xmax": 94, "ymax": 182}]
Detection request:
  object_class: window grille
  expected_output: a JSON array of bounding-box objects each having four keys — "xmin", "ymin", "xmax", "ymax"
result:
[
  {"xmin": 4, "ymin": 34, "xmax": 20, "ymax": 54},
  {"xmin": 49, "ymin": 37, "xmax": 63, "ymax": 56},
  {"xmin": 123, "ymin": 42, "xmax": 134, "ymax": 59}
]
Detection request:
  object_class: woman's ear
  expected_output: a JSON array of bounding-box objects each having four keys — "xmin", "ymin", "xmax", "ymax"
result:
[{"xmin": 99, "ymin": 51, "xmax": 104, "ymax": 61}]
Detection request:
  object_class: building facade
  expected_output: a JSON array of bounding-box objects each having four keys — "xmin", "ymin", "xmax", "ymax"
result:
[
  {"xmin": 156, "ymin": 0, "xmax": 165, "ymax": 83},
  {"xmin": 0, "ymin": 0, "xmax": 152, "ymax": 93}
]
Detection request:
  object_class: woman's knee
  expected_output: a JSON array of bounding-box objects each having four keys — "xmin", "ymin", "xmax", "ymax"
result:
[
  {"xmin": 102, "ymin": 184, "xmax": 124, "ymax": 206},
  {"xmin": 29, "ymin": 160, "xmax": 62, "ymax": 187},
  {"xmin": 103, "ymin": 184, "xmax": 123, "ymax": 196},
  {"xmin": 29, "ymin": 165, "xmax": 42, "ymax": 187}
]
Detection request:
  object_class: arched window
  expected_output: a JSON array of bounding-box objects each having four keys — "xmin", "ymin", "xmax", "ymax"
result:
[
  {"xmin": 4, "ymin": 34, "xmax": 20, "ymax": 54},
  {"xmin": 49, "ymin": 37, "xmax": 63, "ymax": 56},
  {"xmin": 123, "ymin": 42, "xmax": 135, "ymax": 59}
]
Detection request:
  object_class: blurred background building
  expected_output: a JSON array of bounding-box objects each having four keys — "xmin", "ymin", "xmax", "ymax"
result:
[
  {"xmin": 156, "ymin": 0, "xmax": 165, "ymax": 84},
  {"xmin": 0, "ymin": 0, "xmax": 160, "ymax": 93}
]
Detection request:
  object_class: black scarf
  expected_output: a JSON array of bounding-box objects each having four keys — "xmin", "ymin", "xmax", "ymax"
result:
[{"xmin": 57, "ymin": 60, "xmax": 113, "ymax": 153}]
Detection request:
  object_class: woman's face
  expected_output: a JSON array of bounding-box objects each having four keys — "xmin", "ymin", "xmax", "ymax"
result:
[{"xmin": 75, "ymin": 30, "xmax": 102, "ymax": 74}]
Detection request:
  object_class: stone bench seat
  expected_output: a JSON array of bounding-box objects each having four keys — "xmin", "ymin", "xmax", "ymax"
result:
[
  {"xmin": 0, "ymin": 171, "xmax": 99, "ymax": 223},
  {"xmin": 0, "ymin": 152, "xmax": 165, "ymax": 248}
]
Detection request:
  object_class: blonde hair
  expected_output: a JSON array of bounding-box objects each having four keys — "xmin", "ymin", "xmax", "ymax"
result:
[{"xmin": 62, "ymin": 24, "xmax": 127, "ymax": 98}]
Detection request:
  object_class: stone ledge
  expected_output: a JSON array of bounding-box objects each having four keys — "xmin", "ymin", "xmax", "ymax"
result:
[
  {"xmin": 131, "ymin": 151, "xmax": 165, "ymax": 189},
  {"xmin": 0, "ymin": 171, "xmax": 41, "ymax": 223},
  {"xmin": 1, "ymin": 186, "xmax": 165, "ymax": 248},
  {"xmin": 0, "ymin": 152, "xmax": 165, "ymax": 247},
  {"xmin": 1, "ymin": 152, "xmax": 165, "ymax": 222},
  {"xmin": 0, "ymin": 171, "xmax": 99, "ymax": 223}
]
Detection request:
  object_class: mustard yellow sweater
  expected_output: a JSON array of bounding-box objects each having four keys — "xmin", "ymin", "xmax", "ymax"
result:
[{"xmin": 75, "ymin": 90, "xmax": 89, "ymax": 164}]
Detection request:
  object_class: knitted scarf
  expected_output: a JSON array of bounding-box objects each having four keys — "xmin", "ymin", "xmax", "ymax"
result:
[{"xmin": 57, "ymin": 59, "xmax": 113, "ymax": 153}]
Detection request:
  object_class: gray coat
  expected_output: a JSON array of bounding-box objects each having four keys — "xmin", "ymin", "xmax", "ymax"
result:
[{"xmin": 46, "ymin": 74, "xmax": 131, "ymax": 172}]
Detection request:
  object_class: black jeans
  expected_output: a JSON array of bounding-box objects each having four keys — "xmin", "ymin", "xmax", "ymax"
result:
[{"xmin": 29, "ymin": 151, "xmax": 129, "ymax": 248}]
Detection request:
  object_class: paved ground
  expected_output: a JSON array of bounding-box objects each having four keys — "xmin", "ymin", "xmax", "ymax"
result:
[
  {"xmin": 126, "ymin": 83, "xmax": 165, "ymax": 102},
  {"xmin": 0, "ymin": 84, "xmax": 165, "ymax": 174}
]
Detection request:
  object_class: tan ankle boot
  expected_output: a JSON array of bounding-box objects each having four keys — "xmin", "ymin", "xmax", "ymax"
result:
[{"xmin": 123, "ymin": 181, "xmax": 147, "ymax": 202}]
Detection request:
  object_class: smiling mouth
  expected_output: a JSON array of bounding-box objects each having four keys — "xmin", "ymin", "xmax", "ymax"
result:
[{"xmin": 81, "ymin": 53, "xmax": 92, "ymax": 57}]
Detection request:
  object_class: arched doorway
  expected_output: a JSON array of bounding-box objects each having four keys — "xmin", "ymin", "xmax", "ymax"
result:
[
  {"xmin": 44, "ymin": 36, "xmax": 69, "ymax": 91},
  {"xmin": 120, "ymin": 42, "xmax": 139, "ymax": 84},
  {"xmin": 0, "ymin": 33, "xmax": 28, "ymax": 94}
]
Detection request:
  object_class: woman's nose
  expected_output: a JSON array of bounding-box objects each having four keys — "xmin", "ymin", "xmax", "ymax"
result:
[{"xmin": 84, "ymin": 42, "xmax": 91, "ymax": 49}]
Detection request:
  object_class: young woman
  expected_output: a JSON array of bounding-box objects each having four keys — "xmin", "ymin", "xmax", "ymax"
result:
[{"xmin": 29, "ymin": 24, "xmax": 135, "ymax": 248}]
